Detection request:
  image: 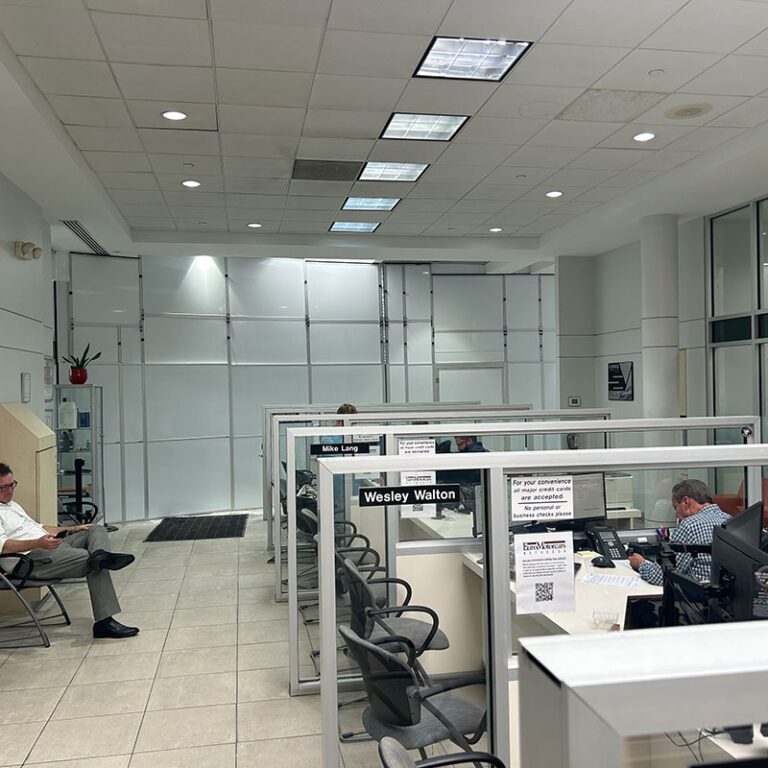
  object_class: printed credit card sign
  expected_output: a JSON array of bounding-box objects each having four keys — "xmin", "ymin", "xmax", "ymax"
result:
[
  {"xmin": 511, "ymin": 475, "xmax": 574, "ymax": 521},
  {"xmin": 398, "ymin": 438, "xmax": 436, "ymax": 518}
]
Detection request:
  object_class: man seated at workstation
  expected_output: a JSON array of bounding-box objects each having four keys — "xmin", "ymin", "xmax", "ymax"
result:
[
  {"xmin": 628, "ymin": 479, "xmax": 729, "ymax": 586},
  {"xmin": 0, "ymin": 462, "xmax": 139, "ymax": 639}
]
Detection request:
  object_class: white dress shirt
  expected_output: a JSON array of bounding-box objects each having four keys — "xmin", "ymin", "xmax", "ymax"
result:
[{"xmin": 0, "ymin": 500, "xmax": 47, "ymax": 565}]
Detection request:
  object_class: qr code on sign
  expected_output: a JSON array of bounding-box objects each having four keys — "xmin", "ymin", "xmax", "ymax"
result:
[{"xmin": 534, "ymin": 581, "xmax": 554, "ymax": 602}]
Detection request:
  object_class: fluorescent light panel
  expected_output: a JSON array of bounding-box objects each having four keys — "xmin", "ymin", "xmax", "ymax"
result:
[
  {"xmin": 359, "ymin": 162, "xmax": 428, "ymax": 182},
  {"xmin": 417, "ymin": 36, "xmax": 531, "ymax": 81},
  {"xmin": 382, "ymin": 113, "xmax": 467, "ymax": 141},
  {"xmin": 330, "ymin": 221, "xmax": 380, "ymax": 233},
  {"xmin": 343, "ymin": 197, "xmax": 400, "ymax": 211}
]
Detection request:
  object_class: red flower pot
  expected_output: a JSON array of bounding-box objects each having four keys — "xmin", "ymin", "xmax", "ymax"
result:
[{"xmin": 69, "ymin": 367, "xmax": 88, "ymax": 384}]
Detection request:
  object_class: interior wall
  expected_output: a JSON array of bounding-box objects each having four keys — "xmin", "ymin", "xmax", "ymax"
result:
[{"xmin": 0, "ymin": 170, "xmax": 53, "ymax": 424}]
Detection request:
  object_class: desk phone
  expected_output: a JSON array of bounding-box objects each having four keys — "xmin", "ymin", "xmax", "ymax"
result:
[{"xmin": 586, "ymin": 526, "xmax": 628, "ymax": 560}]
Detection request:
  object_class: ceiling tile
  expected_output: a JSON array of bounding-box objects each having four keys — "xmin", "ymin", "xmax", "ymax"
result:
[
  {"xmin": 328, "ymin": 0, "xmax": 451, "ymax": 34},
  {"xmin": 167, "ymin": 205, "xmax": 233, "ymax": 218},
  {"xmin": 317, "ymin": 29, "xmax": 431, "ymax": 78},
  {"xmin": 110, "ymin": 189, "xmax": 165, "ymax": 206},
  {"xmin": 420, "ymin": 224, "xmax": 473, "ymax": 236},
  {"xmin": 552, "ymin": 200, "xmax": 601, "ymax": 216},
  {"xmin": 98, "ymin": 172, "xmax": 159, "ymax": 190},
  {"xmin": 86, "ymin": 0, "xmax": 208, "ymax": 17},
  {"xmin": 221, "ymin": 194, "xmax": 285, "ymax": 209},
  {"xmin": 221, "ymin": 134, "xmax": 299, "ymax": 159},
  {"xmin": 280, "ymin": 209, "xmax": 338, "ymax": 222},
  {"xmin": 84, "ymin": 150, "xmax": 152, "ymax": 172},
  {"xmin": 67, "ymin": 125, "xmax": 143, "ymax": 152},
  {"xmin": 528, "ymin": 119, "xmax": 623, "ymax": 147},
  {"xmin": 394, "ymin": 198, "xmax": 454, "ymax": 212},
  {"xmin": 47, "ymin": 95, "xmax": 131, "ymax": 127},
  {"xmin": 521, "ymin": 184, "xmax": 590, "ymax": 201},
  {"xmin": 288, "ymin": 180, "xmax": 353, "ymax": 197},
  {"xmin": 449, "ymin": 198, "xmax": 509, "ymax": 214},
  {"xmin": 387, "ymin": 210, "xmax": 441, "ymax": 223},
  {"xmin": 297, "ymin": 137, "xmax": 374, "ymax": 160},
  {"xmin": 149, "ymin": 154, "xmax": 223, "ymax": 174},
  {"xmin": 574, "ymin": 186, "xmax": 628, "ymax": 203},
  {"xmin": 568, "ymin": 148, "xmax": 652, "ymax": 170},
  {"xmin": 628, "ymin": 149, "xmax": 700, "ymax": 172},
  {"xmin": 221, "ymin": 156, "xmax": 293, "ymax": 177},
  {"xmin": 666, "ymin": 126, "xmax": 745, "ymax": 152},
  {"xmin": 0, "ymin": 1, "xmax": 84, "ymax": 8},
  {"xmin": 602, "ymin": 169, "xmax": 662, "ymax": 188},
  {"xmin": 367, "ymin": 139, "xmax": 446, "ymax": 163},
  {"xmin": 218, "ymin": 105, "xmax": 305, "ymax": 136},
  {"xmin": 139, "ymin": 128, "xmax": 220, "ymax": 155},
  {"xmin": 503, "ymin": 145, "xmax": 585, "ymax": 167},
  {"xmin": 433, "ymin": 211, "xmax": 493, "ymax": 226},
  {"xmin": 309, "ymin": 74, "xmax": 407, "ymax": 111},
  {"xmin": 635, "ymin": 93, "xmax": 748, "ymax": 125},
  {"xmin": 396, "ymin": 79, "xmax": 498, "ymax": 115},
  {"xmin": 595, "ymin": 50, "xmax": 721, "ymax": 93},
  {"xmin": 349, "ymin": 181, "xmax": 415, "ymax": 197},
  {"xmin": 227, "ymin": 207, "xmax": 284, "ymax": 221},
  {"xmin": 224, "ymin": 178, "xmax": 290, "ymax": 194},
  {"xmin": 737, "ymin": 28, "xmax": 768, "ymax": 57},
  {"xmin": 20, "ymin": 57, "xmax": 119, "ymax": 97},
  {"xmin": 542, "ymin": 0, "xmax": 686, "ymax": 47},
  {"xmin": 156, "ymin": 175, "xmax": 224, "ymax": 192},
  {"xmin": 481, "ymin": 166, "xmax": 555, "ymax": 185},
  {"xmin": 597, "ymin": 123, "xmax": 695, "ymax": 149},
  {"xmin": 437, "ymin": 142, "xmax": 518, "ymax": 165},
  {"xmin": 421, "ymin": 164, "xmax": 494, "ymax": 184},
  {"xmin": 464, "ymin": 184, "xmax": 529, "ymax": 201},
  {"xmin": 213, "ymin": 22, "xmax": 322, "ymax": 71},
  {"xmin": 438, "ymin": 0, "xmax": 571, "ymax": 39},
  {"xmin": 641, "ymin": 0, "xmax": 768, "ymax": 54},
  {"xmin": 92, "ymin": 12, "xmax": 212, "ymax": 66},
  {"xmin": 125, "ymin": 217, "xmax": 177, "ymax": 231},
  {"xmin": 479, "ymin": 84, "xmax": 584, "ymax": 119},
  {"xmin": 377, "ymin": 223, "xmax": 428, "ymax": 235},
  {"xmin": 285, "ymin": 196, "xmax": 344, "ymax": 210},
  {"xmin": 112, "ymin": 63, "xmax": 215, "ymax": 101},
  {"xmin": 710, "ymin": 97, "xmax": 768, "ymax": 128},
  {"xmin": 495, "ymin": 200, "xmax": 552, "ymax": 224},
  {"xmin": 536, "ymin": 167, "xmax": 617, "ymax": 185},
  {"xmin": 455, "ymin": 117, "xmax": 547, "ymax": 145},
  {"xmin": 163, "ymin": 191, "xmax": 225, "ymax": 206},
  {"xmin": 229, "ymin": 220, "xmax": 280, "ymax": 233},
  {"xmin": 126, "ymin": 100, "xmax": 217, "ymax": 130},
  {"xmin": 0, "ymin": 6, "xmax": 103, "ymax": 58},
  {"xmin": 507, "ymin": 44, "xmax": 630, "ymax": 88},
  {"xmin": 684, "ymin": 56, "xmax": 768, "ymax": 97},
  {"xmin": 216, "ymin": 69, "xmax": 313, "ymax": 107},
  {"xmin": 280, "ymin": 221, "xmax": 335, "ymax": 234},
  {"xmin": 174, "ymin": 219, "xmax": 229, "ymax": 232},
  {"xmin": 558, "ymin": 89, "xmax": 666, "ymax": 122},
  {"xmin": 210, "ymin": 0, "xmax": 331, "ymax": 26},
  {"xmin": 303, "ymin": 109, "xmax": 389, "ymax": 140},
  {"xmin": 516, "ymin": 213, "xmax": 573, "ymax": 235},
  {"xmin": 407, "ymin": 183, "xmax": 475, "ymax": 198}
]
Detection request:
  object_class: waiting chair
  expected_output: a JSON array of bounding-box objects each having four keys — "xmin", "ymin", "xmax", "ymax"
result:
[
  {"xmin": 379, "ymin": 737, "xmax": 506, "ymax": 768},
  {"xmin": 0, "ymin": 554, "xmax": 71, "ymax": 648},
  {"xmin": 338, "ymin": 625, "xmax": 485, "ymax": 757}
]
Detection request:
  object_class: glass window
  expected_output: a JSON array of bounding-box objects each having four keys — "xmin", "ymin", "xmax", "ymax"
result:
[
  {"xmin": 759, "ymin": 199, "xmax": 768, "ymax": 309},
  {"xmin": 711, "ymin": 206, "xmax": 753, "ymax": 316}
]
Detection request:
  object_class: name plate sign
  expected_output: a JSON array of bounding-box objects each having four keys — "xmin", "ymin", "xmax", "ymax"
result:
[
  {"xmin": 310, "ymin": 443, "xmax": 370, "ymax": 456},
  {"xmin": 359, "ymin": 484, "xmax": 461, "ymax": 507}
]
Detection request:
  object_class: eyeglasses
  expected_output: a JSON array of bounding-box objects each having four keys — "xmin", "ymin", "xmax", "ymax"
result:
[{"xmin": 0, "ymin": 481, "xmax": 18, "ymax": 492}]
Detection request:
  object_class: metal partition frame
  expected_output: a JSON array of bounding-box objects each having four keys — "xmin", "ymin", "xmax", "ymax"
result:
[
  {"xmin": 316, "ymin": 441, "xmax": 768, "ymax": 768},
  {"xmin": 285, "ymin": 415, "xmax": 759, "ymax": 695}
]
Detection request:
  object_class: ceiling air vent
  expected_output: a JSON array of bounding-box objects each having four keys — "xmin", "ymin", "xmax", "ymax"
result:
[
  {"xmin": 292, "ymin": 159, "xmax": 364, "ymax": 181},
  {"xmin": 60, "ymin": 220, "xmax": 110, "ymax": 256}
]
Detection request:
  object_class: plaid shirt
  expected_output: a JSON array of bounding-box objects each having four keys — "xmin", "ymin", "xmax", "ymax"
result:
[{"xmin": 638, "ymin": 504, "xmax": 731, "ymax": 587}]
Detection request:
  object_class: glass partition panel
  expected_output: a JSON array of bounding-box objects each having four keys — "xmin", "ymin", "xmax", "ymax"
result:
[
  {"xmin": 759, "ymin": 198, "xmax": 768, "ymax": 309},
  {"xmin": 711, "ymin": 205, "xmax": 753, "ymax": 317}
]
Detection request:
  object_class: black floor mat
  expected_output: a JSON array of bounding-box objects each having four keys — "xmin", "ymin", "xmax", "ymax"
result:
[{"xmin": 145, "ymin": 514, "xmax": 248, "ymax": 543}]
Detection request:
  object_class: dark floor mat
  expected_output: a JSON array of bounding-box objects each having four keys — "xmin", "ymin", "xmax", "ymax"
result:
[{"xmin": 145, "ymin": 514, "xmax": 248, "ymax": 542}]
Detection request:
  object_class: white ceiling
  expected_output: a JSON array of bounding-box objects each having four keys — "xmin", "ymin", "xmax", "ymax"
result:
[{"xmin": 0, "ymin": 0, "xmax": 767, "ymax": 266}]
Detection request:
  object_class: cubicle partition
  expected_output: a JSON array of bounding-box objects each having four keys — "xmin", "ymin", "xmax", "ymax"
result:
[{"xmin": 314, "ymin": 437, "xmax": 767, "ymax": 768}]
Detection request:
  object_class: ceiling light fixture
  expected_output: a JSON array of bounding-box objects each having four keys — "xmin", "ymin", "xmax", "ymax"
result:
[
  {"xmin": 633, "ymin": 131, "xmax": 656, "ymax": 142},
  {"xmin": 330, "ymin": 222, "xmax": 380, "ymax": 233},
  {"xmin": 247, "ymin": 222, "xmax": 263, "ymax": 229},
  {"xmin": 545, "ymin": 190, "xmax": 563, "ymax": 198},
  {"xmin": 415, "ymin": 36, "xmax": 531, "ymax": 81},
  {"xmin": 382, "ymin": 113, "xmax": 468, "ymax": 141},
  {"xmin": 181, "ymin": 179, "xmax": 201, "ymax": 188},
  {"xmin": 343, "ymin": 197, "xmax": 400, "ymax": 211},
  {"xmin": 359, "ymin": 162, "xmax": 428, "ymax": 182},
  {"xmin": 162, "ymin": 110, "xmax": 187, "ymax": 121},
  {"xmin": 489, "ymin": 227, "xmax": 503, "ymax": 233}
]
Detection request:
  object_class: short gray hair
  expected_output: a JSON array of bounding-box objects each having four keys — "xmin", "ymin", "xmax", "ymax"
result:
[{"xmin": 671, "ymin": 479, "xmax": 713, "ymax": 505}]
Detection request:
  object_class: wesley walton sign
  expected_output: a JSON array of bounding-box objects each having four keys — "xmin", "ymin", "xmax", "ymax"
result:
[
  {"xmin": 359, "ymin": 484, "xmax": 461, "ymax": 507},
  {"xmin": 310, "ymin": 443, "xmax": 370, "ymax": 455}
]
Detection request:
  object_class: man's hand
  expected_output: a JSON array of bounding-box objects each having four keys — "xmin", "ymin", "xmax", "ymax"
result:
[
  {"xmin": 68, "ymin": 524, "xmax": 93, "ymax": 533},
  {"xmin": 35, "ymin": 534, "xmax": 61, "ymax": 550},
  {"xmin": 628, "ymin": 553, "xmax": 645, "ymax": 571}
]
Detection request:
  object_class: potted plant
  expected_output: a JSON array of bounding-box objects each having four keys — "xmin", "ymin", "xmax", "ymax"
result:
[{"xmin": 62, "ymin": 344, "xmax": 101, "ymax": 384}]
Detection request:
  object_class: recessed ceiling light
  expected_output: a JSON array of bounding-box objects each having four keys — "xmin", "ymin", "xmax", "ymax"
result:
[
  {"xmin": 545, "ymin": 190, "xmax": 563, "ymax": 198},
  {"xmin": 515, "ymin": 173, "xmax": 528, "ymax": 180},
  {"xmin": 181, "ymin": 179, "xmax": 201, "ymax": 188},
  {"xmin": 247, "ymin": 222, "xmax": 263, "ymax": 229},
  {"xmin": 489, "ymin": 227, "xmax": 503, "ymax": 233},
  {"xmin": 633, "ymin": 131, "xmax": 656, "ymax": 142},
  {"xmin": 359, "ymin": 162, "xmax": 428, "ymax": 182},
  {"xmin": 343, "ymin": 197, "xmax": 400, "ymax": 211},
  {"xmin": 647, "ymin": 68, "xmax": 665, "ymax": 78},
  {"xmin": 330, "ymin": 222, "xmax": 380, "ymax": 233},
  {"xmin": 382, "ymin": 113, "xmax": 468, "ymax": 141},
  {"xmin": 182, "ymin": 162, "xmax": 195, "ymax": 168},
  {"xmin": 415, "ymin": 36, "xmax": 531, "ymax": 81},
  {"xmin": 162, "ymin": 110, "xmax": 187, "ymax": 121}
]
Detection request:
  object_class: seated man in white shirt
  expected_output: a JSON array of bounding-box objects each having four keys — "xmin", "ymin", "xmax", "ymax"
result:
[{"xmin": 0, "ymin": 462, "xmax": 139, "ymax": 639}]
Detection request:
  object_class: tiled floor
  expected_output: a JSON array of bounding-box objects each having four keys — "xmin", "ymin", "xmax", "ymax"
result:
[{"xmin": 0, "ymin": 513, "xmax": 327, "ymax": 768}]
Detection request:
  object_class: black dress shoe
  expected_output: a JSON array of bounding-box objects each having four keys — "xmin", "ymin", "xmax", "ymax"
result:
[
  {"xmin": 93, "ymin": 617, "xmax": 140, "ymax": 639},
  {"xmin": 88, "ymin": 549, "xmax": 135, "ymax": 572}
]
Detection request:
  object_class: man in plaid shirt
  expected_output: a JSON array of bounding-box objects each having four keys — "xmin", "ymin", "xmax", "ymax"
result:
[{"xmin": 628, "ymin": 479, "xmax": 730, "ymax": 586}]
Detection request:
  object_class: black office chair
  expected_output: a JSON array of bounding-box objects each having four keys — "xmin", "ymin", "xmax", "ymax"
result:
[
  {"xmin": 338, "ymin": 626, "xmax": 485, "ymax": 757},
  {"xmin": 379, "ymin": 737, "xmax": 506, "ymax": 768},
  {"xmin": 0, "ymin": 554, "xmax": 71, "ymax": 648}
]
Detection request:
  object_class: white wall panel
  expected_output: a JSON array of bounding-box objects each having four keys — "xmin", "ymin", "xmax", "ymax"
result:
[
  {"xmin": 540, "ymin": 276, "xmax": 555, "ymax": 329},
  {"xmin": 311, "ymin": 365, "xmax": 383, "ymax": 404},
  {"xmin": 508, "ymin": 363, "xmax": 543, "ymax": 410},
  {"xmin": 121, "ymin": 364, "xmax": 144, "ymax": 443},
  {"xmin": 542, "ymin": 331, "xmax": 557, "ymax": 363},
  {"xmin": 120, "ymin": 327, "xmax": 141, "ymax": 364},
  {"xmin": 507, "ymin": 331, "xmax": 541, "ymax": 362},
  {"xmin": 142, "ymin": 255, "xmax": 226, "ymax": 316},
  {"xmin": 438, "ymin": 367, "xmax": 504, "ymax": 404},
  {"xmin": 73, "ymin": 326, "xmax": 118, "ymax": 364},
  {"xmin": 71, "ymin": 255, "xmax": 140, "ymax": 325},
  {"xmin": 147, "ymin": 437, "xmax": 230, "ymax": 517},
  {"xmin": 124, "ymin": 442, "xmax": 146, "ymax": 520},
  {"xmin": 145, "ymin": 365, "xmax": 229, "ymax": 440},
  {"xmin": 407, "ymin": 321, "xmax": 432, "ymax": 364},
  {"xmin": 231, "ymin": 320, "xmax": 307, "ymax": 364},
  {"xmin": 389, "ymin": 322, "xmax": 405, "ymax": 364},
  {"xmin": 386, "ymin": 265, "xmax": 404, "ymax": 321},
  {"xmin": 0, "ymin": 310, "xmax": 44, "ymax": 355},
  {"xmin": 102, "ymin": 442, "xmax": 122, "ymax": 524},
  {"xmin": 231, "ymin": 365, "xmax": 309, "ymax": 436},
  {"xmin": 505, "ymin": 276, "xmax": 539, "ymax": 329},
  {"xmin": 434, "ymin": 331, "xmax": 504, "ymax": 363},
  {"xmin": 543, "ymin": 362, "xmax": 558, "ymax": 409},
  {"xmin": 310, "ymin": 323, "xmax": 381, "ymax": 364},
  {"xmin": 307, "ymin": 262, "xmax": 379, "ymax": 321},
  {"xmin": 234, "ymin": 436, "xmax": 262, "ymax": 510},
  {"xmin": 229, "ymin": 258, "xmax": 305, "ymax": 318},
  {"xmin": 144, "ymin": 317, "xmax": 228, "ymax": 364},
  {"xmin": 389, "ymin": 364, "xmax": 406, "ymax": 403},
  {"xmin": 404, "ymin": 265, "xmax": 431, "ymax": 320},
  {"xmin": 433, "ymin": 276, "xmax": 503, "ymax": 331},
  {"xmin": 83, "ymin": 365, "xmax": 120, "ymax": 444},
  {"xmin": 408, "ymin": 365, "xmax": 434, "ymax": 402}
]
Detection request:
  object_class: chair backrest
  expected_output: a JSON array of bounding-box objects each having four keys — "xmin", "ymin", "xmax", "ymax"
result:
[
  {"xmin": 378, "ymin": 737, "xmax": 417, "ymax": 768},
  {"xmin": 297, "ymin": 507, "xmax": 318, "ymax": 540},
  {"xmin": 338, "ymin": 625, "xmax": 420, "ymax": 728},
  {"xmin": 340, "ymin": 558, "xmax": 377, "ymax": 637}
]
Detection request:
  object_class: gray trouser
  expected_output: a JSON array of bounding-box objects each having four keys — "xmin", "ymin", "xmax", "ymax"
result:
[{"xmin": 26, "ymin": 526, "xmax": 121, "ymax": 622}]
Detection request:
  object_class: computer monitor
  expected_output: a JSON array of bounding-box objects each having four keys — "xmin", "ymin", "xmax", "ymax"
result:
[
  {"xmin": 623, "ymin": 594, "xmax": 663, "ymax": 630},
  {"xmin": 722, "ymin": 500, "xmax": 764, "ymax": 548},
  {"xmin": 572, "ymin": 471, "xmax": 607, "ymax": 523}
]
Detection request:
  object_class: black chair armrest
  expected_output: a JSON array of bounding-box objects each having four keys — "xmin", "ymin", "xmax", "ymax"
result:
[
  {"xmin": 368, "ymin": 633, "xmax": 417, "ymax": 666},
  {"xmin": 335, "ymin": 546, "xmax": 381, "ymax": 571},
  {"xmin": 416, "ymin": 753, "xmax": 505, "ymax": 768},
  {"xmin": 407, "ymin": 671, "xmax": 486, "ymax": 702},
  {"xmin": 365, "ymin": 576, "xmax": 412, "ymax": 605},
  {"xmin": 335, "ymin": 532, "xmax": 371, "ymax": 549},
  {"xmin": 367, "ymin": 604, "xmax": 439, "ymax": 654},
  {"xmin": 0, "ymin": 553, "xmax": 34, "ymax": 588}
]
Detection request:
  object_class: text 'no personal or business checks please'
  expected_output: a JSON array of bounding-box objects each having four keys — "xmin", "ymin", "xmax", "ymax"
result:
[{"xmin": 358, "ymin": 484, "xmax": 461, "ymax": 507}]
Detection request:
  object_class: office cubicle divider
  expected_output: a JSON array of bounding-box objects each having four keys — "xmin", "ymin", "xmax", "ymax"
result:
[{"xmin": 315, "ymin": 440, "xmax": 767, "ymax": 768}]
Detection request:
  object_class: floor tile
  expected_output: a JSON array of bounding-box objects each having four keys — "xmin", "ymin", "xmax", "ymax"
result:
[
  {"xmin": 237, "ymin": 698, "xmax": 321, "ymax": 741},
  {"xmin": 119, "ymin": 580, "xmax": 183, "ymax": 598},
  {"xmin": 0, "ymin": 721, "xmax": 44, "ymax": 764},
  {"xmin": 51, "ymin": 679, "xmax": 152, "ymax": 720},
  {"xmin": 238, "ymin": 573, "xmax": 273, "ymax": 589},
  {"xmin": 128, "ymin": 744, "xmax": 235, "ymax": 768},
  {"xmin": 238, "ymin": 603, "xmax": 288, "ymax": 622},
  {"xmin": 238, "ymin": 619, "xmax": 288, "ymax": 645},
  {"xmin": 238, "ymin": 586, "xmax": 274, "ymax": 604},
  {"xmin": 88, "ymin": 628, "xmax": 168, "ymax": 656},
  {"xmin": 175, "ymin": 590, "xmax": 238, "ymax": 609},
  {"xmin": 164, "ymin": 623, "xmax": 237, "ymax": 651},
  {"xmin": 237, "ymin": 667, "xmax": 289, "ymax": 702},
  {"xmin": 147, "ymin": 671, "xmax": 236, "ymax": 710},
  {"xmin": 26, "ymin": 756, "xmax": 130, "ymax": 768},
  {"xmin": 118, "ymin": 609, "xmax": 173, "ymax": 631},
  {"xmin": 0, "ymin": 657, "xmax": 82, "ymax": 691},
  {"xmin": 170, "ymin": 605, "xmax": 237, "ymax": 629},
  {"xmin": 0, "ymin": 686, "xmax": 64, "ymax": 724},
  {"xmin": 237, "ymin": 735, "xmax": 322, "ymax": 767},
  {"xmin": 237, "ymin": 641, "xmax": 289, "ymax": 671},
  {"xmin": 134, "ymin": 704, "xmax": 236, "ymax": 752},
  {"xmin": 156, "ymin": 646, "xmax": 237, "ymax": 678},
  {"xmin": 72, "ymin": 651, "xmax": 159, "ymax": 685}
]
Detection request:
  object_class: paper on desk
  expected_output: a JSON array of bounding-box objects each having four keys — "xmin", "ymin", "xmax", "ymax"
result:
[
  {"xmin": 514, "ymin": 531, "xmax": 575, "ymax": 614},
  {"xmin": 581, "ymin": 572, "xmax": 643, "ymax": 588}
]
